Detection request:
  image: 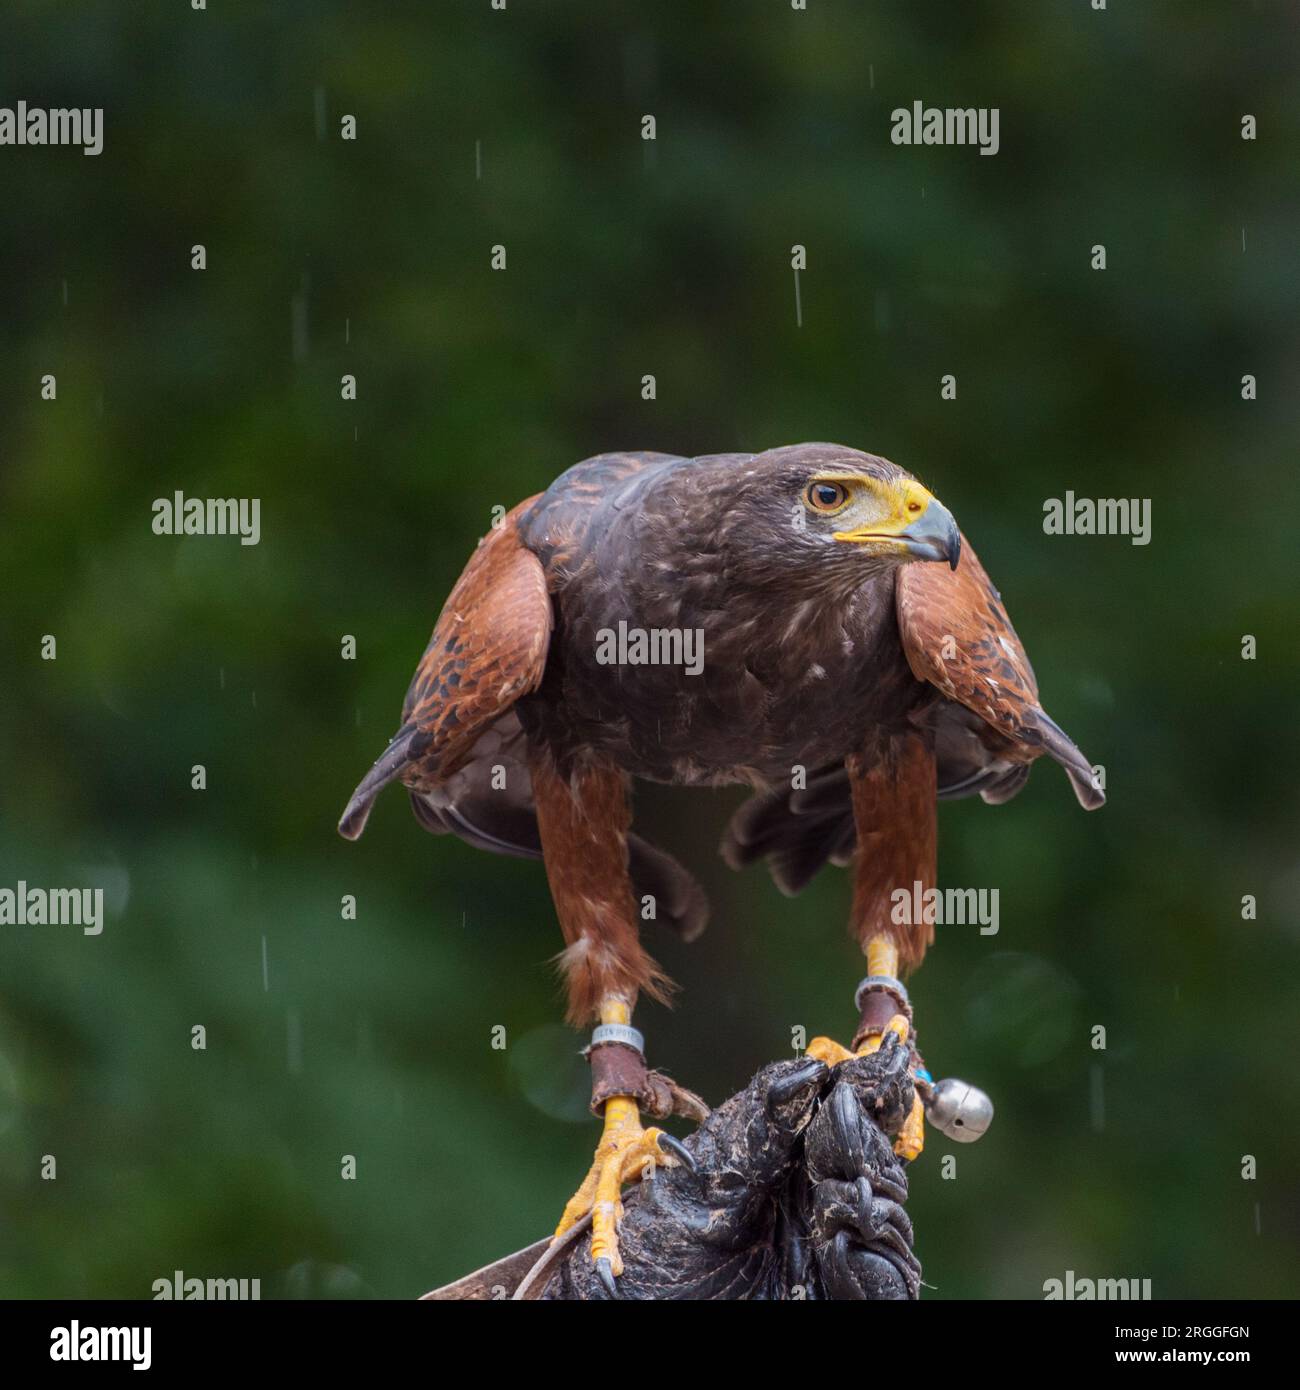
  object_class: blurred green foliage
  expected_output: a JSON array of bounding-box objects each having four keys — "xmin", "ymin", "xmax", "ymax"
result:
[{"xmin": 1, "ymin": 1, "xmax": 1297, "ymax": 1299}]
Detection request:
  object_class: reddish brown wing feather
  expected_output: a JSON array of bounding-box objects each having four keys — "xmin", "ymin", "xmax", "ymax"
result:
[
  {"xmin": 400, "ymin": 496, "xmax": 550, "ymax": 759},
  {"xmin": 897, "ymin": 536, "xmax": 1039, "ymax": 737},
  {"xmin": 895, "ymin": 536, "xmax": 1104, "ymax": 808},
  {"xmin": 338, "ymin": 497, "xmax": 551, "ymax": 838}
]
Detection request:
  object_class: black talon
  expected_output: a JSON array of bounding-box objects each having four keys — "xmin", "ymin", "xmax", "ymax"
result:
[
  {"xmin": 595, "ymin": 1256, "xmax": 620, "ymax": 1299},
  {"xmin": 766, "ymin": 1058, "xmax": 829, "ymax": 1110},
  {"xmin": 656, "ymin": 1132, "xmax": 698, "ymax": 1175}
]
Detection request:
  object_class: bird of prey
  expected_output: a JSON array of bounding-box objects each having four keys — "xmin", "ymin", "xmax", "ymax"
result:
[{"xmin": 339, "ymin": 442, "xmax": 1103, "ymax": 1293}]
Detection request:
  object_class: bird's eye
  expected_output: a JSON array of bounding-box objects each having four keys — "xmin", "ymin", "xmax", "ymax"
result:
[{"xmin": 805, "ymin": 481, "xmax": 849, "ymax": 513}]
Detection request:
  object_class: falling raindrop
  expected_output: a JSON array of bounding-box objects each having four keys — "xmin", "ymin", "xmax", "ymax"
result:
[{"xmin": 261, "ymin": 934, "xmax": 269, "ymax": 992}]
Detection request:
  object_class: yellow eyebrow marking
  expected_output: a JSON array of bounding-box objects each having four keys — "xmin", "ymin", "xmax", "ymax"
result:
[{"xmin": 808, "ymin": 470, "xmax": 874, "ymax": 484}]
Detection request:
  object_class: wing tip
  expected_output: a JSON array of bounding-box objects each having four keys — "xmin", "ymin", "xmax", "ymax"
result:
[
  {"xmin": 337, "ymin": 795, "xmax": 373, "ymax": 840},
  {"xmin": 1037, "ymin": 711, "xmax": 1106, "ymax": 811},
  {"xmin": 1068, "ymin": 766, "xmax": 1106, "ymax": 811},
  {"xmin": 338, "ymin": 727, "xmax": 419, "ymax": 841}
]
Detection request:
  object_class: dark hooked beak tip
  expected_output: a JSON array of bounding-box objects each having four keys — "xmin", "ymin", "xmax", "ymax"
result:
[{"xmin": 899, "ymin": 502, "xmax": 961, "ymax": 571}]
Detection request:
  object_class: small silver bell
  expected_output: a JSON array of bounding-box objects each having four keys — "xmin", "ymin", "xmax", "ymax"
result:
[{"xmin": 925, "ymin": 1077, "xmax": 994, "ymax": 1142}]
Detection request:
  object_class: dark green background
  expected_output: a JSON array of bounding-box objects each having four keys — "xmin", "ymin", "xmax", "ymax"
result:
[{"xmin": 1, "ymin": 1, "xmax": 1296, "ymax": 1299}]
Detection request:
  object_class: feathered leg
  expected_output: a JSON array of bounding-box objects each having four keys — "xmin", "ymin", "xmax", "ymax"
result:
[
  {"xmin": 807, "ymin": 730, "xmax": 935, "ymax": 1160},
  {"xmin": 529, "ymin": 750, "xmax": 691, "ymax": 1293}
]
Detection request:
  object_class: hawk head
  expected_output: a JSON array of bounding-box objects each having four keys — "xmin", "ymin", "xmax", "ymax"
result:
[{"xmin": 687, "ymin": 443, "xmax": 960, "ymax": 592}]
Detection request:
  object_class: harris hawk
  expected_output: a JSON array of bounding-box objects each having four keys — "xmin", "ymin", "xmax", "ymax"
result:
[{"xmin": 339, "ymin": 443, "xmax": 1103, "ymax": 1292}]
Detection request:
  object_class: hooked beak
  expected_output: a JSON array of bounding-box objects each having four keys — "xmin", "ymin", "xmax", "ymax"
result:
[
  {"xmin": 833, "ymin": 483, "xmax": 962, "ymax": 571},
  {"xmin": 895, "ymin": 497, "xmax": 961, "ymax": 570}
]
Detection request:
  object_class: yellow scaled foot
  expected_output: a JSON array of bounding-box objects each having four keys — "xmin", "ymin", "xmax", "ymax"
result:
[
  {"xmin": 806, "ymin": 1036, "xmax": 856, "ymax": 1067},
  {"xmin": 856, "ymin": 1013, "xmax": 911, "ymax": 1056},
  {"xmin": 895, "ymin": 1091, "xmax": 926, "ymax": 1162},
  {"xmin": 553, "ymin": 1095, "xmax": 692, "ymax": 1291},
  {"xmin": 805, "ymin": 1013, "xmax": 925, "ymax": 1161}
]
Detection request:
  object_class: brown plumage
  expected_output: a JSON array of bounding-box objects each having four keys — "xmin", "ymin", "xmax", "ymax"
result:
[
  {"xmin": 529, "ymin": 751, "xmax": 674, "ymax": 1023},
  {"xmin": 338, "ymin": 498, "xmax": 550, "ymax": 840},
  {"xmin": 897, "ymin": 538, "xmax": 1103, "ymax": 810},
  {"xmin": 846, "ymin": 733, "xmax": 938, "ymax": 969},
  {"xmin": 340, "ymin": 443, "xmax": 1103, "ymax": 1023}
]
